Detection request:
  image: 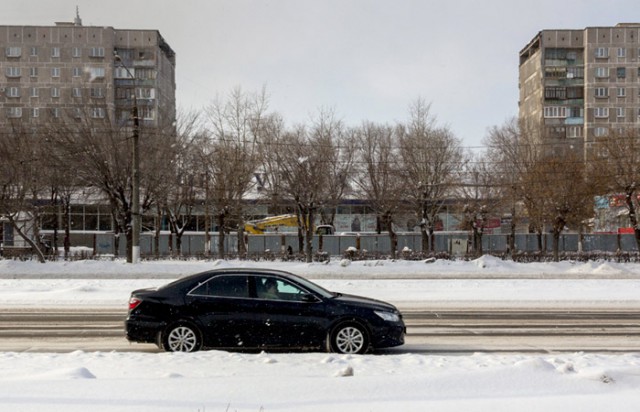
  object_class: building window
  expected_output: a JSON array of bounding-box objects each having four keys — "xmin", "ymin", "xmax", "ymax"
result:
[
  {"xmin": 30, "ymin": 47, "xmax": 37, "ymax": 56},
  {"xmin": 618, "ymin": 87, "xmax": 626, "ymax": 97},
  {"xmin": 116, "ymin": 87, "xmax": 134, "ymax": 99},
  {"xmin": 51, "ymin": 47, "xmax": 60, "ymax": 58},
  {"xmin": 595, "ymin": 47, "xmax": 609, "ymax": 58},
  {"xmin": 5, "ymin": 67, "xmax": 21, "ymax": 78},
  {"xmin": 5, "ymin": 47, "xmax": 21, "ymax": 57},
  {"xmin": 51, "ymin": 67, "xmax": 61, "ymax": 78},
  {"xmin": 72, "ymin": 47, "xmax": 81, "ymax": 58},
  {"xmin": 617, "ymin": 107, "xmax": 625, "ymax": 118},
  {"xmin": 72, "ymin": 87, "xmax": 82, "ymax": 98},
  {"xmin": 6, "ymin": 87, "xmax": 20, "ymax": 97},
  {"xmin": 567, "ymin": 66, "xmax": 584, "ymax": 79},
  {"xmin": 544, "ymin": 106, "xmax": 567, "ymax": 118},
  {"xmin": 545, "ymin": 67, "xmax": 567, "ymax": 78},
  {"xmin": 50, "ymin": 108, "xmax": 59, "ymax": 118},
  {"xmin": 595, "ymin": 87, "xmax": 609, "ymax": 98},
  {"xmin": 617, "ymin": 67, "xmax": 626, "ymax": 78},
  {"xmin": 115, "ymin": 49, "xmax": 133, "ymax": 61},
  {"xmin": 545, "ymin": 48, "xmax": 568, "ymax": 60},
  {"xmin": 141, "ymin": 107, "xmax": 155, "ymax": 120},
  {"xmin": 7, "ymin": 107, "xmax": 22, "ymax": 118},
  {"xmin": 568, "ymin": 106, "xmax": 584, "ymax": 118},
  {"xmin": 114, "ymin": 67, "xmax": 134, "ymax": 79},
  {"xmin": 73, "ymin": 67, "xmax": 81, "ymax": 77},
  {"xmin": 31, "ymin": 108, "xmax": 39, "ymax": 118},
  {"xmin": 118, "ymin": 109, "xmax": 130, "ymax": 123},
  {"xmin": 29, "ymin": 67, "xmax": 38, "ymax": 77},
  {"xmin": 90, "ymin": 87, "xmax": 104, "ymax": 98},
  {"xmin": 566, "ymin": 87, "xmax": 584, "ymax": 99},
  {"xmin": 89, "ymin": 67, "xmax": 105, "ymax": 79},
  {"xmin": 567, "ymin": 126, "xmax": 582, "ymax": 138},
  {"xmin": 594, "ymin": 127, "xmax": 608, "ymax": 137},
  {"xmin": 545, "ymin": 87, "xmax": 566, "ymax": 100},
  {"xmin": 136, "ymin": 88, "xmax": 155, "ymax": 99},
  {"xmin": 89, "ymin": 47, "xmax": 105, "ymax": 57},
  {"xmin": 30, "ymin": 87, "xmax": 38, "ymax": 97},
  {"xmin": 51, "ymin": 87, "xmax": 60, "ymax": 98},
  {"xmin": 594, "ymin": 107, "xmax": 609, "ymax": 118},
  {"xmin": 136, "ymin": 68, "xmax": 157, "ymax": 80},
  {"xmin": 91, "ymin": 107, "xmax": 105, "ymax": 118},
  {"xmin": 618, "ymin": 47, "xmax": 626, "ymax": 58},
  {"xmin": 595, "ymin": 67, "xmax": 609, "ymax": 78}
]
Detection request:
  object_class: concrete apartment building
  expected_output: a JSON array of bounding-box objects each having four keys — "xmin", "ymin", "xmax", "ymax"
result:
[
  {"xmin": 0, "ymin": 14, "xmax": 176, "ymax": 248},
  {"xmin": 0, "ymin": 13, "xmax": 176, "ymax": 129},
  {"xmin": 519, "ymin": 23, "xmax": 640, "ymax": 159}
]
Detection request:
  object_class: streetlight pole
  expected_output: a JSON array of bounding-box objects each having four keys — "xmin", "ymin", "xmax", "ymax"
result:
[{"xmin": 114, "ymin": 52, "xmax": 140, "ymax": 264}]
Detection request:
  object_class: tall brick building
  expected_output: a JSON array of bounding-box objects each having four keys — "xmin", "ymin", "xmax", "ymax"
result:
[
  {"xmin": 0, "ymin": 13, "xmax": 175, "ymax": 129},
  {"xmin": 519, "ymin": 23, "xmax": 640, "ymax": 159}
]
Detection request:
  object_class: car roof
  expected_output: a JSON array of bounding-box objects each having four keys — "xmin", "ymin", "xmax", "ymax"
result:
[{"xmin": 168, "ymin": 268, "xmax": 299, "ymax": 286}]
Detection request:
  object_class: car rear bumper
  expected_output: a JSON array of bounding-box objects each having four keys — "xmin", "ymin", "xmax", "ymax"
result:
[{"xmin": 125, "ymin": 318, "xmax": 165, "ymax": 344}]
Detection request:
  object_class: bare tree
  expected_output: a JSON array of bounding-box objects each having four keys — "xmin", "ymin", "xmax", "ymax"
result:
[
  {"xmin": 149, "ymin": 109, "xmax": 203, "ymax": 257},
  {"xmin": 521, "ymin": 153, "xmax": 594, "ymax": 261},
  {"xmin": 353, "ymin": 122, "xmax": 405, "ymax": 259},
  {"xmin": 39, "ymin": 128, "xmax": 81, "ymax": 260},
  {"xmin": 458, "ymin": 155, "xmax": 501, "ymax": 257},
  {"xmin": 591, "ymin": 128, "xmax": 640, "ymax": 250},
  {"xmin": 485, "ymin": 117, "xmax": 545, "ymax": 253},
  {"xmin": 48, "ymin": 100, "xmax": 175, "ymax": 262},
  {"xmin": 398, "ymin": 99, "xmax": 464, "ymax": 252},
  {"xmin": 308, "ymin": 109, "xmax": 355, "ymax": 229},
  {"xmin": 204, "ymin": 87, "xmax": 268, "ymax": 258},
  {"xmin": 269, "ymin": 124, "xmax": 330, "ymax": 262},
  {"xmin": 0, "ymin": 123, "xmax": 47, "ymax": 262},
  {"xmin": 258, "ymin": 113, "xmax": 290, "ymax": 216}
]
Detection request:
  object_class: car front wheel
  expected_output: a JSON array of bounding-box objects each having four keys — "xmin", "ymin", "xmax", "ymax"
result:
[
  {"xmin": 329, "ymin": 322, "xmax": 369, "ymax": 354},
  {"xmin": 163, "ymin": 323, "xmax": 202, "ymax": 352}
]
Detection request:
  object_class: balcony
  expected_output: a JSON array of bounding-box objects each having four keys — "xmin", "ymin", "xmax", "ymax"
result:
[{"xmin": 565, "ymin": 117, "xmax": 584, "ymax": 125}]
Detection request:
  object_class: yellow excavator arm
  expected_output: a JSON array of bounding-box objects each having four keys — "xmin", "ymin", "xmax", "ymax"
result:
[{"xmin": 244, "ymin": 214, "xmax": 299, "ymax": 234}]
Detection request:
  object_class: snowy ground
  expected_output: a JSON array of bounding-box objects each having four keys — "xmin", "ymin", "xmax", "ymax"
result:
[{"xmin": 2, "ymin": 256, "xmax": 640, "ymax": 411}]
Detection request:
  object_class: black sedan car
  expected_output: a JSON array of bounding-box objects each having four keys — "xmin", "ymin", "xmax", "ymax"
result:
[{"xmin": 125, "ymin": 268, "xmax": 405, "ymax": 354}]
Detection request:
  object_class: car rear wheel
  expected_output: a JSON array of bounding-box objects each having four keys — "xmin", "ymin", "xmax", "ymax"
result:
[
  {"xmin": 163, "ymin": 323, "xmax": 202, "ymax": 352},
  {"xmin": 329, "ymin": 322, "xmax": 369, "ymax": 354}
]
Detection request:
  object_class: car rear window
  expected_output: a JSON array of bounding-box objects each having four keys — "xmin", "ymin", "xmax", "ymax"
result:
[{"xmin": 189, "ymin": 275, "xmax": 248, "ymax": 298}]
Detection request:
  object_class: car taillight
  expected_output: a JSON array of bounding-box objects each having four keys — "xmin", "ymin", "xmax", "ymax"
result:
[{"xmin": 128, "ymin": 296, "xmax": 142, "ymax": 311}]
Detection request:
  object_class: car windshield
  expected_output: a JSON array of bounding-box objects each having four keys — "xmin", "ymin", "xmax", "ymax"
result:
[{"xmin": 284, "ymin": 272, "xmax": 334, "ymax": 299}]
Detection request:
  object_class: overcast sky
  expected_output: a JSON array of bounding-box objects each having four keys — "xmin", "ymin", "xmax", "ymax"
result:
[{"xmin": 4, "ymin": 0, "xmax": 640, "ymax": 148}]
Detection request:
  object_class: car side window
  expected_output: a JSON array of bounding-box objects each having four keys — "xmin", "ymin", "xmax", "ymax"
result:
[
  {"xmin": 189, "ymin": 275, "xmax": 248, "ymax": 298},
  {"xmin": 255, "ymin": 276, "xmax": 308, "ymax": 301}
]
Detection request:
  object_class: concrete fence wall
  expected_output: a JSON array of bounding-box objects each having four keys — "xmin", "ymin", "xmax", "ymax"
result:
[{"xmin": 50, "ymin": 232, "xmax": 640, "ymax": 257}]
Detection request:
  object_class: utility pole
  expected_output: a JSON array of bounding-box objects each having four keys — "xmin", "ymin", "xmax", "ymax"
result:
[{"xmin": 114, "ymin": 52, "xmax": 140, "ymax": 263}]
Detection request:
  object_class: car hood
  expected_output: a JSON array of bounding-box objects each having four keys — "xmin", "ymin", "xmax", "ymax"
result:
[{"xmin": 332, "ymin": 293, "xmax": 398, "ymax": 312}]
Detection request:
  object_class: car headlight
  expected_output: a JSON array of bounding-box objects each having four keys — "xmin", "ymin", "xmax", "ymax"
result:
[{"xmin": 374, "ymin": 310, "xmax": 400, "ymax": 322}]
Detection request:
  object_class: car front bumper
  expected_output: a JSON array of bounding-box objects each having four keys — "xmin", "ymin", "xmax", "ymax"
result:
[{"xmin": 371, "ymin": 323, "xmax": 406, "ymax": 349}]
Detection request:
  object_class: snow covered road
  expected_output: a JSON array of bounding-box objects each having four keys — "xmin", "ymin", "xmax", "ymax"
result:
[{"xmin": 2, "ymin": 257, "xmax": 640, "ymax": 410}]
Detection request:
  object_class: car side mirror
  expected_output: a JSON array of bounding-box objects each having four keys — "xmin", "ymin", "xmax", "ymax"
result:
[{"xmin": 301, "ymin": 294, "xmax": 320, "ymax": 303}]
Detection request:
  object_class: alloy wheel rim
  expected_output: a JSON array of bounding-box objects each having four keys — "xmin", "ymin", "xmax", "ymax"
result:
[
  {"xmin": 336, "ymin": 326, "xmax": 364, "ymax": 353},
  {"xmin": 168, "ymin": 326, "xmax": 197, "ymax": 352}
]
